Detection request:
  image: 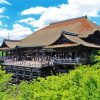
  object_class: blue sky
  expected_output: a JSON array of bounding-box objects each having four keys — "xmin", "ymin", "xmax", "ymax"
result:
[
  {"xmin": 0, "ymin": 0, "xmax": 100, "ymax": 45},
  {"xmin": 0, "ymin": 0, "xmax": 67, "ymax": 29}
]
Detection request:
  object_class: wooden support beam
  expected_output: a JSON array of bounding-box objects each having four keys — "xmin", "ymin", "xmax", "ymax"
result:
[{"xmin": 2, "ymin": 51, "xmax": 3, "ymax": 57}]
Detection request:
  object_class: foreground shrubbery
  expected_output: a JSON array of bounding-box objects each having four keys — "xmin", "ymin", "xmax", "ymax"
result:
[
  {"xmin": 0, "ymin": 63, "xmax": 100, "ymax": 100},
  {"xmin": 0, "ymin": 67, "xmax": 12, "ymax": 100}
]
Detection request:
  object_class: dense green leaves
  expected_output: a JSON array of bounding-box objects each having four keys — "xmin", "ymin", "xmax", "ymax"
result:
[
  {"xmin": 90, "ymin": 50, "xmax": 100, "ymax": 64},
  {"xmin": 0, "ymin": 50, "xmax": 100, "ymax": 100},
  {"xmin": 2, "ymin": 64, "xmax": 100, "ymax": 100},
  {"xmin": 0, "ymin": 66, "xmax": 12, "ymax": 100}
]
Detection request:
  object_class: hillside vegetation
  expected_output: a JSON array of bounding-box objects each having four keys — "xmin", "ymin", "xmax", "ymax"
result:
[{"xmin": 0, "ymin": 51, "xmax": 100, "ymax": 100}]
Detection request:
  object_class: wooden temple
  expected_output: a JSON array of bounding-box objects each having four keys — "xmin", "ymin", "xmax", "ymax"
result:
[{"xmin": 0, "ymin": 16, "xmax": 100, "ymax": 82}]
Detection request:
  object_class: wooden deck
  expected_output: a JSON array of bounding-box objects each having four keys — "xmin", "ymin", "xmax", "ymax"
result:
[
  {"xmin": 53, "ymin": 58, "xmax": 87, "ymax": 65},
  {"xmin": 0, "ymin": 57, "xmax": 6, "ymax": 61},
  {"xmin": 3, "ymin": 60, "xmax": 54, "ymax": 68},
  {"xmin": 2, "ymin": 57, "xmax": 87, "ymax": 67},
  {"xmin": 1, "ymin": 57, "xmax": 87, "ymax": 83}
]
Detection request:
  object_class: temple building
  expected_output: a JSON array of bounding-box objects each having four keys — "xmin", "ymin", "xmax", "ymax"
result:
[{"xmin": 0, "ymin": 16, "xmax": 100, "ymax": 82}]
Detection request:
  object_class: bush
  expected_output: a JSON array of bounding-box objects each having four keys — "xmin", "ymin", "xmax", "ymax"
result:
[
  {"xmin": 90, "ymin": 50, "xmax": 100, "ymax": 64},
  {"xmin": 0, "ymin": 66, "xmax": 12, "ymax": 100},
  {"xmin": 6, "ymin": 64, "xmax": 100, "ymax": 100},
  {"xmin": 1, "ymin": 59, "xmax": 100, "ymax": 100}
]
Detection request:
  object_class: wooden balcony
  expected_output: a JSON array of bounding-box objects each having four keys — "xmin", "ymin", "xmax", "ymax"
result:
[
  {"xmin": 3, "ymin": 60, "xmax": 52, "ymax": 68},
  {"xmin": 0, "ymin": 57, "xmax": 6, "ymax": 61},
  {"xmin": 2, "ymin": 56, "xmax": 87, "ymax": 68},
  {"xmin": 53, "ymin": 58, "xmax": 87, "ymax": 65}
]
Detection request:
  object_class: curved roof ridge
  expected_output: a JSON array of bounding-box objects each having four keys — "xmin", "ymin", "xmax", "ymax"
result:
[
  {"xmin": 86, "ymin": 18, "xmax": 98, "ymax": 31},
  {"xmin": 50, "ymin": 16, "xmax": 87, "ymax": 25},
  {"xmin": 14, "ymin": 16, "xmax": 100, "ymax": 48},
  {"xmin": 87, "ymin": 19, "xmax": 100, "ymax": 31},
  {"xmin": 63, "ymin": 34, "xmax": 100, "ymax": 48},
  {"xmin": 4, "ymin": 39, "xmax": 21, "ymax": 42},
  {"xmin": 0, "ymin": 40, "xmax": 21, "ymax": 48}
]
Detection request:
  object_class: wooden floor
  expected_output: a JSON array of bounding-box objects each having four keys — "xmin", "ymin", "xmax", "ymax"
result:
[
  {"xmin": 3, "ymin": 60, "xmax": 52, "ymax": 68},
  {"xmin": 1, "ymin": 57, "xmax": 87, "ymax": 83}
]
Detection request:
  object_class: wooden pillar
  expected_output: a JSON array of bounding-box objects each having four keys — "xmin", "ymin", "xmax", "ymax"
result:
[
  {"xmin": 2, "ymin": 51, "xmax": 3, "ymax": 57},
  {"xmin": 61, "ymin": 50, "xmax": 62, "ymax": 58},
  {"xmin": 38, "ymin": 69, "xmax": 41, "ymax": 77},
  {"xmin": 58, "ymin": 50, "xmax": 60, "ymax": 58},
  {"xmin": 65, "ymin": 50, "xmax": 67, "ymax": 58},
  {"xmin": 51, "ymin": 50, "xmax": 53, "ymax": 58},
  {"xmin": 37, "ymin": 52, "xmax": 39, "ymax": 61},
  {"xmin": 5, "ymin": 51, "xmax": 7, "ymax": 57},
  {"xmin": 57, "ymin": 51, "xmax": 59, "ymax": 58},
  {"xmin": 9, "ymin": 51, "xmax": 11, "ymax": 58}
]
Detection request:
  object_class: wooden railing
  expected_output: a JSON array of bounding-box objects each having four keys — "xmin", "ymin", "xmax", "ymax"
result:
[
  {"xmin": 3, "ymin": 59, "xmax": 53, "ymax": 68},
  {"xmin": 2, "ymin": 56, "xmax": 87, "ymax": 67},
  {"xmin": 53, "ymin": 58, "xmax": 86, "ymax": 65},
  {"xmin": 0, "ymin": 57, "xmax": 6, "ymax": 61}
]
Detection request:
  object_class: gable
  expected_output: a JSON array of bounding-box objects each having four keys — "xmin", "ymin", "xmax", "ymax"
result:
[
  {"xmin": 0, "ymin": 42, "xmax": 8, "ymax": 48},
  {"xmin": 52, "ymin": 34, "xmax": 74, "ymax": 45},
  {"xmin": 83, "ymin": 30, "xmax": 100, "ymax": 45}
]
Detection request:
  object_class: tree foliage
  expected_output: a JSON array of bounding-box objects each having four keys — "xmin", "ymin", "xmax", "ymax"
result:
[
  {"xmin": 0, "ymin": 51, "xmax": 100, "ymax": 100},
  {"xmin": 0, "ymin": 66, "xmax": 12, "ymax": 100},
  {"xmin": 90, "ymin": 50, "xmax": 100, "ymax": 64},
  {"xmin": 2, "ymin": 64, "xmax": 100, "ymax": 100}
]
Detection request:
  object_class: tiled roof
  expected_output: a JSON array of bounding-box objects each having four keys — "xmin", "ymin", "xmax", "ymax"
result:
[
  {"xmin": 1, "ymin": 16, "xmax": 100, "ymax": 49},
  {"xmin": 0, "ymin": 40, "xmax": 20, "ymax": 48},
  {"xmin": 19, "ymin": 16, "xmax": 100, "ymax": 47},
  {"xmin": 44, "ymin": 43, "xmax": 79, "ymax": 49}
]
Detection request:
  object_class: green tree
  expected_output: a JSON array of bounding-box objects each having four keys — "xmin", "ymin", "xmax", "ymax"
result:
[
  {"xmin": 90, "ymin": 50, "xmax": 100, "ymax": 64},
  {"xmin": 6, "ymin": 64, "xmax": 100, "ymax": 100},
  {"xmin": 0, "ymin": 65, "xmax": 12, "ymax": 100}
]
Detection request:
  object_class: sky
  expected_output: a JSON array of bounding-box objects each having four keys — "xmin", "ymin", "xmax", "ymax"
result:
[{"xmin": 0, "ymin": 0, "xmax": 100, "ymax": 45}]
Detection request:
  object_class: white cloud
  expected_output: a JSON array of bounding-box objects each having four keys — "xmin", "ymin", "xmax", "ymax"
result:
[
  {"xmin": 0, "ymin": 15, "xmax": 9, "ymax": 19},
  {"xmin": 11, "ymin": 24, "xmax": 32, "ymax": 39},
  {"xmin": 0, "ymin": 29, "xmax": 9, "ymax": 39},
  {"xmin": 0, "ymin": 28, "xmax": 9, "ymax": 46},
  {"xmin": 21, "ymin": 7, "xmax": 47, "ymax": 15},
  {"xmin": 0, "ymin": 21, "xmax": 8, "ymax": 27},
  {"xmin": 0, "ymin": 24, "xmax": 32, "ymax": 40},
  {"xmin": 0, "ymin": 20, "xmax": 9, "ymax": 27},
  {"xmin": 0, "ymin": 0, "xmax": 11, "ymax": 5},
  {"xmin": 20, "ymin": 0, "xmax": 100, "ymax": 31},
  {"xmin": 18, "ymin": 17, "xmax": 35, "ymax": 23},
  {"xmin": 0, "ymin": 7, "xmax": 6, "ymax": 13}
]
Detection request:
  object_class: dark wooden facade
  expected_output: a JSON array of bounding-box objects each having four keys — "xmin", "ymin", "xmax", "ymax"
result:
[{"xmin": 1, "ymin": 45, "xmax": 95, "ymax": 82}]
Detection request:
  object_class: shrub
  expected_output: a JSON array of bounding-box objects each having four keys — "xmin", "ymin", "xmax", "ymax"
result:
[
  {"xmin": 6, "ymin": 64, "xmax": 100, "ymax": 100},
  {"xmin": 0, "ymin": 66, "xmax": 12, "ymax": 100}
]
